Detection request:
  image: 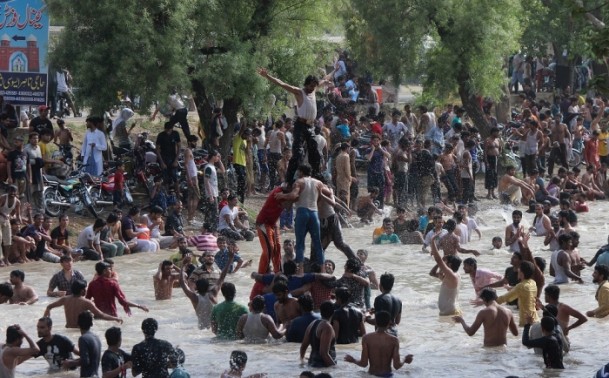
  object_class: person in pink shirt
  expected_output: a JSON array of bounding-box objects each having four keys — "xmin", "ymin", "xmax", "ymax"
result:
[
  {"xmin": 188, "ymin": 223, "xmax": 218, "ymax": 252},
  {"xmin": 462, "ymin": 257, "xmax": 503, "ymax": 297}
]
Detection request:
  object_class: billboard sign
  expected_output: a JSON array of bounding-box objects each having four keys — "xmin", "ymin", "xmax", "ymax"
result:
[{"xmin": 0, "ymin": 0, "xmax": 48, "ymax": 106}]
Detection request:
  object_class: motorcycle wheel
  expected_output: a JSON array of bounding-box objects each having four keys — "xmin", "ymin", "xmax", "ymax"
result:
[
  {"xmin": 81, "ymin": 189, "xmax": 99, "ymax": 218},
  {"xmin": 43, "ymin": 187, "xmax": 62, "ymax": 217},
  {"xmin": 88, "ymin": 187, "xmax": 107, "ymax": 215},
  {"xmin": 568, "ymin": 150, "xmax": 582, "ymax": 168}
]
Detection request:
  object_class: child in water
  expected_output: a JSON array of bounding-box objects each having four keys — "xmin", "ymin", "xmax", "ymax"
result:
[
  {"xmin": 221, "ymin": 350, "xmax": 267, "ymax": 378},
  {"xmin": 491, "ymin": 236, "xmax": 503, "ymax": 251}
]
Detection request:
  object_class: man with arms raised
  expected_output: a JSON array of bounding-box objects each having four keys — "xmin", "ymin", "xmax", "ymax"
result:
[
  {"xmin": 453, "ymin": 288, "xmax": 518, "ymax": 346},
  {"xmin": 44, "ymin": 279, "xmax": 123, "ymax": 328},
  {"xmin": 153, "ymin": 260, "xmax": 180, "ymax": 300},
  {"xmin": 0, "ymin": 324, "xmax": 39, "ymax": 377},
  {"xmin": 429, "ymin": 231, "xmax": 462, "ymax": 316},
  {"xmin": 345, "ymin": 311, "xmax": 413, "ymax": 377}
]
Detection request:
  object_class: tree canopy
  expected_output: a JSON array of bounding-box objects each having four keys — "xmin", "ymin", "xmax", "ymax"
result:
[{"xmin": 48, "ymin": 0, "xmax": 336, "ymax": 155}]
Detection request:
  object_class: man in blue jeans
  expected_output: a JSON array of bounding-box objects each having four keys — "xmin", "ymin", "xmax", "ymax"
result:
[{"xmin": 276, "ymin": 165, "xmax": 326, "ymax": 271}]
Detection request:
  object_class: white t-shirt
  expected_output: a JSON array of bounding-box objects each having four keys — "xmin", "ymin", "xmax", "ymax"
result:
[
  {"xmin": 77, "ymin": 225, "xmax": 100, "ymax": 248},
  {"xmin": 466, "ymin": 217, "xmax": 479, "ymax": 242},
  {"xmin": 456, "ymin": 223, "xmax": 469, "ymax": 245},
  {"xmin": 168, "ymin": 94, "xmax": 185, "ymax": 110},
  {"xmin": 423, "ymin": 229, "xmax": 448, "ymax": 248},
  {"xmin": 56, "ymin": 71, "xmax": 68, "ymax": 93},
  {"xmin": 383, "ymin": 121, "xmax": 412, "ymax": 148},
  {"xmin": 218, "ymin": 205, "xmax": 238, "ymax": 231}
]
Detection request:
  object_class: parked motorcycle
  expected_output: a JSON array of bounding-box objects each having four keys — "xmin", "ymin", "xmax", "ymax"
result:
[
  {"xmin": 89, "ymin": 168, "xmax": 134, "ymax": 214},
  {"xmin": 43, "ymin": 171, "xmax": 99, "ymax": 218}
]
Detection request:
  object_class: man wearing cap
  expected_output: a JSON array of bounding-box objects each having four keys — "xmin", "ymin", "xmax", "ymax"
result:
[
  {"xmin": 383, "ymin": 110, "xmax": 412, "ymax": 149},
  {"xmin": 29, "ymin": 105, "xmax": 54, "ymax": 136},
  {"xmin": 257, "ymin": 67, "xmax": 333, "ymax": 183}
]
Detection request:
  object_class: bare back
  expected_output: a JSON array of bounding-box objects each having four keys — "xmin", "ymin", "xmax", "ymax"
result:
[
  {"xmin": 363, "ymin": 331, "xmax": 400, "ymax": 376},
  {"xmin": 479, "ymin": 303, "xmax": 513, "ymax": 346}
]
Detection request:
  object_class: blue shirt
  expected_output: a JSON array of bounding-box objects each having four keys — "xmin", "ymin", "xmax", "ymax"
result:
[
  {"xmin": 286, "ymin": 312, "xmax": 321, "ymax": 343},
  {"xmin": 425, "ymin": 126, "xmax": 444, "ymax": 156},
  {"xmin": 214, "ymin": 249, "xmax": 243, "ymax": 273},
  {"xmin": 260, "ymin": 273, "xmax": 316, "ymax": 292}
]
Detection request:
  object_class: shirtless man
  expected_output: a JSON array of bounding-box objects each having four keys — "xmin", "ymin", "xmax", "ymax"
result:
[
  {"xmin": 578, "ymin": 165, "xmax": 606, "ymax": 199},
  {"xmin": 273, "ymin": 281, "xmax": 301, "ymax": 329},
  {"xmin": 153, "ymin": 260, "xmax": 180, "ymax": 300},
  {"xmin": 344, "ymin": 310, "xmax": 413, "ymax": 376},
  {"xmin": 498, "ymin": 165, "xmax": 535, "ymax": 205},
  {"xmin": 8, "ymin": 269, "xmax": 38, "ymax": 305},
  {"xmin": 0, "ymin": 324, "xmax": 40, "ymax": 376},
  {"xmin": 547, "ymin": 118, "xmax": 571, "ymax": 176},
  {"xmin": 429, "ymin": 231, "xmax": 462, "ymax": 316},
  {"xmin": 538, "ymin": 285, "xmax": 587, "ymax": 336},
  {"xmin": 438, "ymin": 219, "xmax": 480, "ymax": 257},
  {"xmin": 53, "ymin": 119, "xmax": 74, "ymax": 170},
  {"xmin": 266, "ymin": 121, "xmax": 287, "ymax": 189},
  {"xmin": 505, "ymin": 210, "xmax": 525, "ymax": 253},
  {"xmin": 484, "ymin": 127, "xmax": 502, "ymax": 199},
  {"xmin": 44, "ymin": 279, "xmax": 122, "ymax": 328},
  {"xmin": 566, "ymin": 231, "xmax": 586, "ymax": 277},
  {"xmin": 438, "ymin": 143, "xmax": 458, "ymax": 203},
  {"xmin": 453, "ymin": 288, "xmax": 518, "ymax": 347}
]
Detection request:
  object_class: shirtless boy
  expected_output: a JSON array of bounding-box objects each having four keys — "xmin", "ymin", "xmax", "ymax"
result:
[
  {"xmin": 345, "ymin": 311, "xmax": 413, "ymax": 376},
  {"xmin": 453, "ymin": 288, "xmax": 518, "ymax": 346},
  {"xmin": 357, "ymin": 187, "xmax": 382, "ymax": 224},
  {"xmin": 44, "ymin": 279, "xmax": 122, "ymax": 328},
  {"xmin": 498, "ymin": 165, "xmax": 535, "ymax": 205},
  {"xmin": 8, "ymin": 269, "xmax": 38, "ymax": 305},
  {"xmin": 438, "ymin": 219, "xmax": 480, "ymax": 257}
]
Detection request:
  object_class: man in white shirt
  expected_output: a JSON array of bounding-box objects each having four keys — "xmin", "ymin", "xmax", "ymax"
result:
[
  {"xmin": 80, "ymin": 118, "xmax": 107, "ymax": 176},
  {"xmin": 167, "ymin": 89, "xmax": 191, "ymax": 139},
  {"xmin": 218, "ymin": 194, "xmax": 254, "ymax": 241},
  {"xmin": 383, "ymin": 110, "xmax": 412, "ymax": 149},
  {"xmin": 76, "ymin": 218, "xmax": 106, "ymax": 261}
]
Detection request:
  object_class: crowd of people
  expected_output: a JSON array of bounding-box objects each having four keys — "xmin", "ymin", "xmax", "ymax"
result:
[{"xmin": 2, "ymin": 51, "xmax": 609, "ymax": 377}]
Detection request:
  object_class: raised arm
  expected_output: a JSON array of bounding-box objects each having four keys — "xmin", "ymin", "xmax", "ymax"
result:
[
  {"xmin": 179, "ymin": 258, "xmax": 198, "ymax": 306},
  {"xmin": 257, "ymin": 68, "xmax": 302, "ymax": 96},
  {"xmin": 211, "ymin": 251, "xmax": 234, "ymax": 296}
]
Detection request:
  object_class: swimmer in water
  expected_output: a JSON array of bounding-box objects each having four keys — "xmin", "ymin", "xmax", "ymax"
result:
[{"xmin": 345, "ymin": 310, "xmax": 413, "ymax": 377}]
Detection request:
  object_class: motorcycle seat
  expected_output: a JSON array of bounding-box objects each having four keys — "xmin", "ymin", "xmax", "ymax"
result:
[{"xmin": 44, "ymin": 175, "xmax": 75, "ymax": 186}]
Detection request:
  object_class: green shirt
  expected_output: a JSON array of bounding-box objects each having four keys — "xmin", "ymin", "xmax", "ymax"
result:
[
  {"xmin": 374, "ymin": 233, "xmax": 401, "ymax": 244},
  {"xmin": 211, "ymin": 300, "xmax": 248, "ymax": 339}
]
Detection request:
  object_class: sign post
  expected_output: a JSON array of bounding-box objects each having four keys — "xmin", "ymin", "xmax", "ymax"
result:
[{"xmin": 0, "ymin": 0, "xmax": 49, "ymax": 106}]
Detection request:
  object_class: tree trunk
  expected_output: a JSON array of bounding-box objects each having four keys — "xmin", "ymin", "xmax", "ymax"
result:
[
  {"xmin": 217, "ymin": 98, "xmax": 241, "ymax": 161},
  {"xmin": 457, "ymin": 75, "xmax": 490, "ymax": 137}
]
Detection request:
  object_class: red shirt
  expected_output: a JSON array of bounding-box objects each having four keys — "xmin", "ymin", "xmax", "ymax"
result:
[
  {"xmin": 585, "ymin": 138, "xmax": 599, "ymax": 168},
  {"xmin": 85, "ymin": 276, "xmax": 128, "ymax": 317},
  {"xmin": 256, "ymin": 187, "xmax": 284, "ymax": 225},
  {"xmin": 218, "ymin": 199, "xmax": 228, "ymax": 212},
  {"xmin": 370, "ymin": 122, "xmax": 382, "ymax": 135},
  {"xmin": 114, "ymin": 168, "xmax": 124, "ymax": 191}
]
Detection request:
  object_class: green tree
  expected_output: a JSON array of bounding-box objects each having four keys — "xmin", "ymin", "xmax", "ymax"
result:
[
  {"xmin": 344, "ymin": 0, "xmax": 523, "ymax": 131},
  {"xmin": 48, "ymin": 0, "xmax": 335, "ymax": 157}
]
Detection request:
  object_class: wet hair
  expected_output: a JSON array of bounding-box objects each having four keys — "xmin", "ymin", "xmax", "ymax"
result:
[
  {"xmin": 543, "ymin": 304, "xmax": 559, "ymax": 319},
  {"xmin": 229, "ymin": 350, "xmax": 248, "ymax": 370},
  {"xmin": 105, "ymin": 326, "xmax": 122, "ymax": 346},
  {"xmin": 171, "ymin": 348, "xmax": 186, "ymax": 366},
  {"xmin": 380, "ymin": 273, "xmax": 395, "ymax": 291},
  {"xmin": 519, "ymin": 261, "xmax": 535, "ymax": 279},
  {"xmin": 479, "ymin": 288, "xmax": 497, "ymax": 302},
  {"xmin": 463, "ymin": 257, "xmax": 477, "ymax": 269},
  {"xmin": 557, "ymin": 233, "xmax": 572, "ymax": 248},
  {"xmin": 95, "ymin": 261, "xmax": 111, "ymax": 275},
  {"xmin": 6, "ymin": 325, "xmax": 21, "ymax": 344},
  {"xmin": 251, "ymin": 295, "xmax": 265, "ymax": 312},
  {"xmin": 534, "ymin": 256, "xmax": 546, "ymax": 273},
  {"xmin": 335, "ymin": 286, "xmax": 351, "ymax": 304},
  {"xmin": 375, "ymin": 311, "xmax": 391, "ymax": 328},
  {"xmin": 512, "ymin": 210, "xmax": 523, "ymax": 217},
  {"xmin": 319, "ymin": 301, "xmax": 335, "ymax": 319},
  {"xmin": 445, "ymin": 219, "xmax": 457, "ymax": 232},
  {"xmin": 544, "ymin": 285, "xmax": 560, "ymax": 301},
  {"xmin": 300, "ymin": 372, "xmax": 315, "ymax": 378},
  {"xmin": 221, "ymin": 282, "xmax": 237, "ymax": 300},
  {"xmin": 10, "ymin": 269, "xmax": 24, "ymax": 281},
  {"xmin": 38, "ymin": 316, "xmax": 52, "ymax": 328},
  {"xmin": 141, "ymin": 318, "xmax": 158, "ymax": 336},
  {"xmin": 445, "ymin": 255, "xmax": 462, "ymax": 272},
  {"xmin": 283, "ymin": 260, "xmax": 297, "ymax": 275},
  {"xmin": 325, "ymin": 260, "xmax": 335, "ymax": 272},
  {"xmin": 272, "ymin": 281, "xmax": 289, "ymax": 294},
  {"xmin": 298, "ymin": 164, "xmax": 312, "ymax": 176},
  {"xmin": 406, "ymin": 219, "xmax": 419, "ymax": 232},
  {"xmin": 595, "ymin": 264, "xmax": 609, "ymax": 281},
  {"xmin": 298, "ymin": 293, "xmax": 314, "ymax": 312},
  {"xmin": 77, "ymin": 310, "xmax": 94, "ymax": 331},
  {"xmin": 304, "ymin": 75, "xmax": 319, "ymax": 86},
  {"xmin": 59, "ymin": 255, "xmax": 73, "ymax": 263},
  {"xmin": 345, "ymin": 258, "xmax": 362, "ymax": 273},
  {"xmin": 71, "ymin": 279, "xmax": 87, "ymax": 296},
  {"xmin": 540, "ymin": 316, "xmax": 556, "ymax": 333},
  {"xmin": 0, "ymin": 282, "xmax": 14, "ymax": 298}
]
